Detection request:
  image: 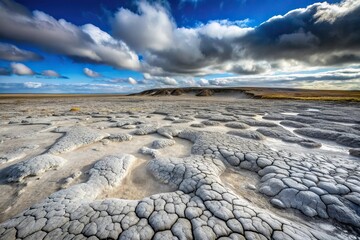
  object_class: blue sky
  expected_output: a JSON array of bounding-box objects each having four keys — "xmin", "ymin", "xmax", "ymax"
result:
[
  {"xmin": 0, "ymin": 0, "xmax": 359, "ymax": 93},
  {"xmin": 13, "ymin": 0, "xmax": 340, "ymax": 28}
]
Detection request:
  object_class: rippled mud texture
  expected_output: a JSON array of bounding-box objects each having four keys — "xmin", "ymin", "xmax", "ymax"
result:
[{"xmin": 0, "ymin": 95, "xmax": 359, "ymax": 239}]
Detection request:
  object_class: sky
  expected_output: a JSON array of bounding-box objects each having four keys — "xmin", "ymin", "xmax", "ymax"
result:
[{"xmin": 0, "ymin": 0, "xmax": 359, "ymax": 93}]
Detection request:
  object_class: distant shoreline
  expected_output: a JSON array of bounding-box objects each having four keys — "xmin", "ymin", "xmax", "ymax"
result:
[{"xmin": 0, "ymin": 93, "xmax": 128, "ymax": 99}]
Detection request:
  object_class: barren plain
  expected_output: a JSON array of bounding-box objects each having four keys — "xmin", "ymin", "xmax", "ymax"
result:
[{"xmin": 0, "ymin": 93, "xmax": 359, "ymax": 240}]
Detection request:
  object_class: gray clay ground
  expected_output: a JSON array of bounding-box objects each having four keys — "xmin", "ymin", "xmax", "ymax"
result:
[{"xmin": 0, "ymin": 95, "xmax": 359, "ymax": 240}]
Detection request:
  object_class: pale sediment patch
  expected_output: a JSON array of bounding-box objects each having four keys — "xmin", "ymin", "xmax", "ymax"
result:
[
  {"xmin": 220, "ymin": 168, "xmax": 264, "ymax": 206},
  {"xmin": 98, "ymin": 159, "xmax": 176, "ymax": 200},
  {"xmin": 0, "ymin": 124, "xmax": 49, "ymax": 140},
  {"xmin": 0, "ymin": 133, "xmax": 193, "ymax": 223},
  {"xmin": 253, "ymin": 114, "xmax": 353, "ymax": 156}
]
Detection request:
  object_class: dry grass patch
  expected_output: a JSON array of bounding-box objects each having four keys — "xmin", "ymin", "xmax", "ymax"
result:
[{"xmin": 70, "ymin": 107, "xmax": 81, "ymax": 112}]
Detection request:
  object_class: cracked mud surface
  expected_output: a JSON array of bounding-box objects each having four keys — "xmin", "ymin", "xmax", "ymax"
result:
[{"xmin": 0, "ymin": 96, "xmax": 359, "ymax": 239}]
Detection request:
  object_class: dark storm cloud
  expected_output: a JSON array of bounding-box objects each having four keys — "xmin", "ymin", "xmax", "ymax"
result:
[
  {"xmin": 0, "ymin": 43, "xmax": 43, "ymax": 61},
  {"xmin": 230, "ymin": 62, "xmax": 270, "ymax": 75},
  {"xmin": 240, "ymin": 0, "xmax": 360, "ymax": 65}
]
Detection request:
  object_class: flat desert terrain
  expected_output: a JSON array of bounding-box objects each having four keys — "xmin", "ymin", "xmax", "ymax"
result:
[{"xmin": 0, "ymin": 94, "xmax": 359, "ymax": 239}]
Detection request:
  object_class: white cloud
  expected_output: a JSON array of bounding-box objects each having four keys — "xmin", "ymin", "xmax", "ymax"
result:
[
  {"xmin": 42, "ymin": 70, "xmax": 60, "ymax": 77},
  {"xmin": 128, "ymin": 77, "xmax": 137, "ymax": 85},
  {"xmin": 11, "ymin": 62, "xmax": 34, "ymax": 75},
  {"xmin": 198, "ymin": 20, "xmax": 252, "ymax": 39},
  {"xmin": 24, "ymin": 82, "xmax": 42, "ymax": 88},
  {"xmin": 111, "ymin": 0, "xmax": 360, "ymax": 78},
  {"xmin": 296, "ymin": 79, "xmax": 360, "ymax": 90},
  {"xmin": 206, "ymin": 66, "xmax": 360, "ymax": 90},
  {"xmin": 198, "ymin": 78, "xmax": 209, "ymax": 86},
  {"xmin": 143, "ymin": 73, "xmax": 178, "ymax": 85},
  {"xmin": 314, "ymin": 0, "xmax": 360, "ymax": 23},
  {"xmin": 81, "ymin": 24, "xmax": 140, "ymax": 70},
  {"xmin": 112, "ymin": 2, "xmax": 254, "ymax": 76},
  {"xmin": 0, "ymin": 4, "xmax": 140, "ymax": 70},
  {"xmin": 113, "ymin": 2, "xmax": 174, "ymax": 51},
  {"xmin": 83, "ymin": 68, "xmax": 101, "ymax": 78}
]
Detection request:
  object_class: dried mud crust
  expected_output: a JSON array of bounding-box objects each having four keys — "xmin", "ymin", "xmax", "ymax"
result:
[
  {"xmin": 157, "ymin": 128, "xmax": 360, "ymax": 228},
  {"xmin": 1, "ymin": 127, "xmax": 359, "ymax": 239},
  {"xmin": 0, "ymin": 97, "xmax": 359, "ymax": 239},
  {"xmin": 0, "ymin": 152, "xmax": 340, "ymax": 240}
]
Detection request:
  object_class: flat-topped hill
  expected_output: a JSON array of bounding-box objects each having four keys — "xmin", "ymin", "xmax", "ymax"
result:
[{"xmin": 134, "ymin": 87, "xmax": 360, "ymax": 101}]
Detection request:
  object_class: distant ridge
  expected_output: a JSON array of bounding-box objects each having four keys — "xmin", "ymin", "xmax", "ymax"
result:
[
  {"xmin": 133, "ymin": 87, "xmax": 360, "ymax": 102},
  {"xmin": 132, "ymin": 87, "xmax": 256, "ymax": 98}
]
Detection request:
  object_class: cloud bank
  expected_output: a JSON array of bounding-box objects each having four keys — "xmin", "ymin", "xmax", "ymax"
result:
[
  {"xmin": 0, "ymin": 42, "xmax": 43, "ymax": 61},
  {"xmin": 0, "ymin": 1, "xmax": 140, "ymax": 70},
  {"xmin": 111, "ymin": 0, "xmax": 360, "ymax": 76},
  {"xmin": 0, "ymin": 62, "xmax": 67, "ymax": 78},
  {"xmin": 0, "ymin": 0, "xmax": 359, "ymax": 91}
]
